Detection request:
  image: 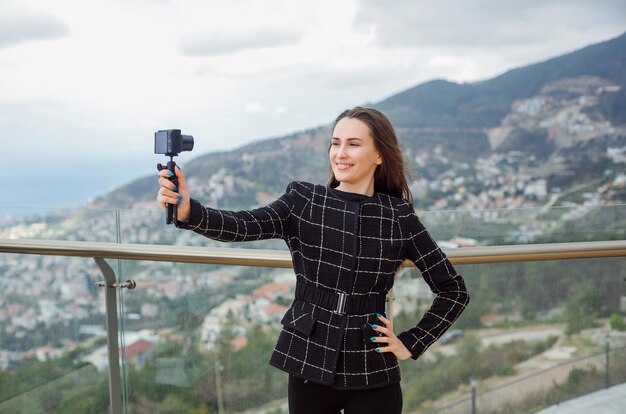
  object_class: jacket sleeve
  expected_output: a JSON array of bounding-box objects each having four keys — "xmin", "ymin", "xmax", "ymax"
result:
[
  {"xmin": 173, "ymin": 181, "xmax": 297, "ymax": 242},
  {"xmin": 396, "ymin": 201, "xmax": 470, "ymax": 360}
]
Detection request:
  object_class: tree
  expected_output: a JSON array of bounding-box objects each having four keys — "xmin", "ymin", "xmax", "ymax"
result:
[
  {"xmin": 609, "ymin": 313, "xmax": 626, "ymax": 331},
  {"xmin": 565, "ymin": 284, "xmax": 603, "ymax": 335}
]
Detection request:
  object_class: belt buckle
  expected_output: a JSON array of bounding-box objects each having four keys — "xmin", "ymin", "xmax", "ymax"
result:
[{"xmin": 336, "ymin": 292, "xmax": 348, "ymax": 314}]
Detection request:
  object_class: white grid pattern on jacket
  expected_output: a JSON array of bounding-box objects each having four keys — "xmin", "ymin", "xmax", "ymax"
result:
[{"xmin": 175, "ymin": 180, "xmax": 470, "ymax": 389}]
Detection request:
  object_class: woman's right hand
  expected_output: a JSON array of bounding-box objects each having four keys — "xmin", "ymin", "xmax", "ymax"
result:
[{"xmin": 156, "ymin": 165, "xmax": 191, "ymax": 223}]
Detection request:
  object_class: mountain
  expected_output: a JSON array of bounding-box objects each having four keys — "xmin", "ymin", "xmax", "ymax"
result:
[
  {"xmin": 378, "ymin": 31, "xmax": 626, "ymax": 128},
  {"xmin": 90, "ymin": 32, "xmax": 626, "ymax": 217}
]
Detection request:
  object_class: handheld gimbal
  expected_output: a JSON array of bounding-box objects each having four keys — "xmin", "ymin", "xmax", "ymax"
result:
[{"xmin": 154, "ymin": 129, "xmax": 194, "ymax": 224}]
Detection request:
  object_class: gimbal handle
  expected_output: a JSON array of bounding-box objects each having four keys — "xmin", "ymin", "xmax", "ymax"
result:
[{"xmin": 157, "ymin": 159, "xmax": 178, "ymax": 225}]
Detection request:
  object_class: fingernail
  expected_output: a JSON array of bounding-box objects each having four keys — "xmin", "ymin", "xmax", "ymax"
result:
[
  {"xmin": 374, "ymin": 348, "xmax": 380, "ymax": 353},
  {"xmin": 369, "ymin": 337, "xmax": 376, "ymax": 341},
  {"xmin": 376, "ymin": 313, "xmax": 382, "ymax": 317},
  {"xmin": 176, "ymin": 199, "xmax": 180, "ymax": 204},
  {"xmin": 167, "ymin": 171, "xmax": 174, "ymax": 177},
  {"xmin": 173, "ymin": 185, "xmax": 178, "ymax": 192},
  {"xmin": 177, "ymin": 195, "xmax": 182, "ymax": 200},
  {"xmin": 370, "ymin": 324, "xmax": 377, "ymax": 329}
]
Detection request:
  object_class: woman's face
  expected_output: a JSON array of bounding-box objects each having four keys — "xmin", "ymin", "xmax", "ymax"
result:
[{"xmin": 329, "ymin": 117, "xmax": 382, "ymax": 189}]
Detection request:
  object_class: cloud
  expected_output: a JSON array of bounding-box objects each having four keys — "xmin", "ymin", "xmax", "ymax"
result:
[
  {"xmin": 244, "ymin": 102, "xmax": 266, "ymax": 114},
  {"xmin": 178, "ymin": 27, "xmax": 303, "ymax": 56},
  {"xmin": 355, "ymin": 0, "xmax": 626, "ymax": 50},
  {"xmin": 0, "ymin": 3, "xmax": 71, "ymax": 49},
  {"xmin": 273, "ymin": 106, "xmax": 287, "ymax": 115},
  {"xmin": 242, "ymin": 103, "xmax": 289, "ymax": 116}
]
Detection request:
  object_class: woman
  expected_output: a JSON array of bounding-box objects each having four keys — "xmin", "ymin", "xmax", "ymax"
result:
[{"xmin": 156, "ymin": 107, "xmax": 470, "ymax": 413}]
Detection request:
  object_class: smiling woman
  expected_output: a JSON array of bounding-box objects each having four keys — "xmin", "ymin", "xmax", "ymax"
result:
[
  {"xmin": 156, "ymin": 106, "xmax": 470, "ymax": 414},
  {"xmin": 329, "ymin": 118, "xmax": 382, "ymax": 197},
  {"xmin": 326, "ymin": 107, "xmax": 413, "ymax": 202}
]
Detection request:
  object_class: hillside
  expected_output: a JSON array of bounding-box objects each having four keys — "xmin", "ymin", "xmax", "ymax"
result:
[{"xmin": 87, "ymin": 32, "xmax": 626, "ymax": 217}]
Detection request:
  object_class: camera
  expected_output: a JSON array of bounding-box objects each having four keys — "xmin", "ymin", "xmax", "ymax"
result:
[
  {"xmin": 155, "ymin": 129, "xmax": 194, "ymax": 225},
  {"xmin": 154, "ymin": 129, "xmax": 194, "ymax": 156}
]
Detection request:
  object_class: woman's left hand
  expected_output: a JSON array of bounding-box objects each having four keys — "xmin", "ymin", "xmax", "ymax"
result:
[{"xmin": 371, "ymin": 314, "xmax": 412, "ymax": 361}]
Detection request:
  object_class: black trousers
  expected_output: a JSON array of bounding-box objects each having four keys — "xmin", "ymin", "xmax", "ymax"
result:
[{"xmin": 288, "ymin": 374, "xmax": 403, "ymax": 414}]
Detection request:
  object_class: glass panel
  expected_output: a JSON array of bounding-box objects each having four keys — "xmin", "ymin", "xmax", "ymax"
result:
[
  {"xmin": 114, "ymin": 255, "xmax": 625, "ymax": 414},
  {"xmin": 408, "ymin": 256, "xmax": 625, "ymax": 414},
  {"xmin": 0, "ymin": 206, "xmax": 120, "ymax": 243},
  {"xmin": 419, "ymin": 204, "xmax": 626, "ymax": 245},
  {"xmin": 30, "ymin": 203, "xmax": 619, "ymax": 248},
  {"xmin": 117, "ymin": 260, "xmax": 293, "ymax": 413},
  {"xmin": 0, "ymin": 254, "xmax": 110, "ymax": 413},
  {"xmin": 117, "ymin": 207, "xmax": 291, "ymax": 249},
  {"xmin": 115, "ymin": 207, "xmax": 294, "ymax": 412},
  {"xmin": 114, "ymin": 204, "xmax": 624, "ymax": 413}
]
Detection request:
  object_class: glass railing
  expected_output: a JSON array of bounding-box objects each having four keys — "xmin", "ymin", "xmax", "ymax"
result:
[
  {"xmin": 0, "ymin": 253, "xmax": 110, "ymax": 413},
  {"xmin": 1, "ymin": 203, "xmax": 625, "ymax": 413},
  {"xmin": 0, "ymin": 206, "xmax": 123, "ymax": 243},
  {"xmin": 116, "ymin": 261, "xmax": 295, "ymax": 413},
  {"xmin": 427, "ymin": 344, "xmax": 626, "ymax": 414},
  {"xmin": 413, "ymin": 256, "xmax": 626, "ymax": 414}
]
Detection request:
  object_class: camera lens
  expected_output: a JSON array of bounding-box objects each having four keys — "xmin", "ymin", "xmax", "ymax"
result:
[{"xmin": 182, "ymin": 135, "xmax": 194, "ymax": 151}]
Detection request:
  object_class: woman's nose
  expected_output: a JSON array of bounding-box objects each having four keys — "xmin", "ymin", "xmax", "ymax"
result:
[{"xmin": 336, "ymin": 144, "xmax": 348, "ymax": 157}]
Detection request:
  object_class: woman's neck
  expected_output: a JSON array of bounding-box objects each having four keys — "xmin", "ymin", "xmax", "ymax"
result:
[{"xmin": 335, "ymin": 181, "xmax": 375, "ymax": 197}]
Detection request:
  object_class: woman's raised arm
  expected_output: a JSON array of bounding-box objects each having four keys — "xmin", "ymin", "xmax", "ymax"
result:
[{"xmin": 157, "ymin": 167, "xmax": 298, "ymax": 242}]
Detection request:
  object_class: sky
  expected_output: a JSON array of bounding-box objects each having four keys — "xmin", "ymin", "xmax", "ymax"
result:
[{"xmin": 1, "ymin": 0, "xmax": 625, "ymax": 214}]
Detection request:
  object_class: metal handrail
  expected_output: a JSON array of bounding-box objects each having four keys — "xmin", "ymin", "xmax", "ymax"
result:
[{"xmin": 1, "ymin": 238, "xmax": 625, "ymax": 266}]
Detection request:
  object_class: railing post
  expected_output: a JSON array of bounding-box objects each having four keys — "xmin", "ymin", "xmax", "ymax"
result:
[
  {"xmin": 605, "ymin": 333, "xmax": 610, "ymax": 389},
  {"xmin": 470, "ymin": 376, "xmax": 477, "ymax": 414},
  {"xmin": 94, "ymin": 257, "xmax": 124, "ymax": 414}
]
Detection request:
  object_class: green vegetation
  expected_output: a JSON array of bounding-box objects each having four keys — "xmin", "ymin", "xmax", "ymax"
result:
[
  {"xmin": 598, "ymin": 88, "xmax": 626, "ymax": 125},
  {"xmin": 609, "ymin": 313, "xmax": 626, "ymax": 331},
  {"xmin": 398, "ymin": 335, "xmax": 558, "ymax": 411},
  {"xmin": 0, "ymin": 358, "xmax": 108, "ymax": 413},
  {"xmin": 564, "ymin": 284, "xmax": 604, "ymax": 335},
  {"xmin": 124, "ymin": 320, "xmax": 287, "ymax": 413},
  {"xmin": 488, "ymin": 348, "xmax": 626, "ymax": 414},
  {"xmin": 0, "ymin": 327, "xmax": 557, "ymax": 413},
  {"xmin": 454, "ymin": 257, "xmax": 624, "ymax": 325}
]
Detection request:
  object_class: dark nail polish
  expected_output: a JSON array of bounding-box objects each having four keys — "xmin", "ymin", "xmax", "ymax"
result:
[
  {"xmin": 168, "ymin": 171, "xmax": 174, "ymax": 177},
  {"xmin": 177, "ymin": 195, "xmax": 182, "ymax": 200},
  {"xmin": 173, "ymin": 185, "xmax": 177, "ymax": 192},
  {"xmin": 370, "ymin": 337, "xmax": 376, "ymax": 341}
]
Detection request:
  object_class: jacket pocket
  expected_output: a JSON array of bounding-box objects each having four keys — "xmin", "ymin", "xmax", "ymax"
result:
[
  {"xmin": 361, "ymin": 322, "xmax": 377, "ymax": 343},
  {"xmin": 281, "ymin": 304, "xmax": 317, "ymax": 336}
]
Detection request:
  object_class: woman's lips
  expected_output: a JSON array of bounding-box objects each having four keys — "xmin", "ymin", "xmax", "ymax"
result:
[{"xmin": 336, "ymin": 163, "xmax": 353, "ymax": 171}]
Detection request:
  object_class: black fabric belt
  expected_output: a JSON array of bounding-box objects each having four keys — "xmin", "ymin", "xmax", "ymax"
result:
[{"xmin": 295, "ymin": 282, "xmax": 386, "ymax": 315}]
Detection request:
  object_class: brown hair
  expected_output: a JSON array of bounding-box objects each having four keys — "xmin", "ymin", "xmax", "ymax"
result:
[{"xmin": 326, "ymin": 107, "xmax": 414, "ymax": 203}]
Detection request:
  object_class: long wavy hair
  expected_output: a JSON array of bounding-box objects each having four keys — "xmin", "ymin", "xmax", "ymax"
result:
[{"xmin": 326, "ymin": 107, "xmax": 414, "ymax": 203}]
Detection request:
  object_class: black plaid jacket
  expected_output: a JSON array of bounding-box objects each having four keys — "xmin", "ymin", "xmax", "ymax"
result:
[{"xmin": 175, "ymin": 180, "xmax": 470, "ymax": 390}]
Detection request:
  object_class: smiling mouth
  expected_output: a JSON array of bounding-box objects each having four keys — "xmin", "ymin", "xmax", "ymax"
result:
[{"xmin": 336, "ymin": 163, "xmax": 354, "ymax": 170}]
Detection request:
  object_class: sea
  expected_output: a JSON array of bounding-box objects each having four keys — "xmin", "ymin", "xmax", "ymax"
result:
[{"xmin": 2, "ymin": 156, "xmax": 157, "ymax": 218}]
